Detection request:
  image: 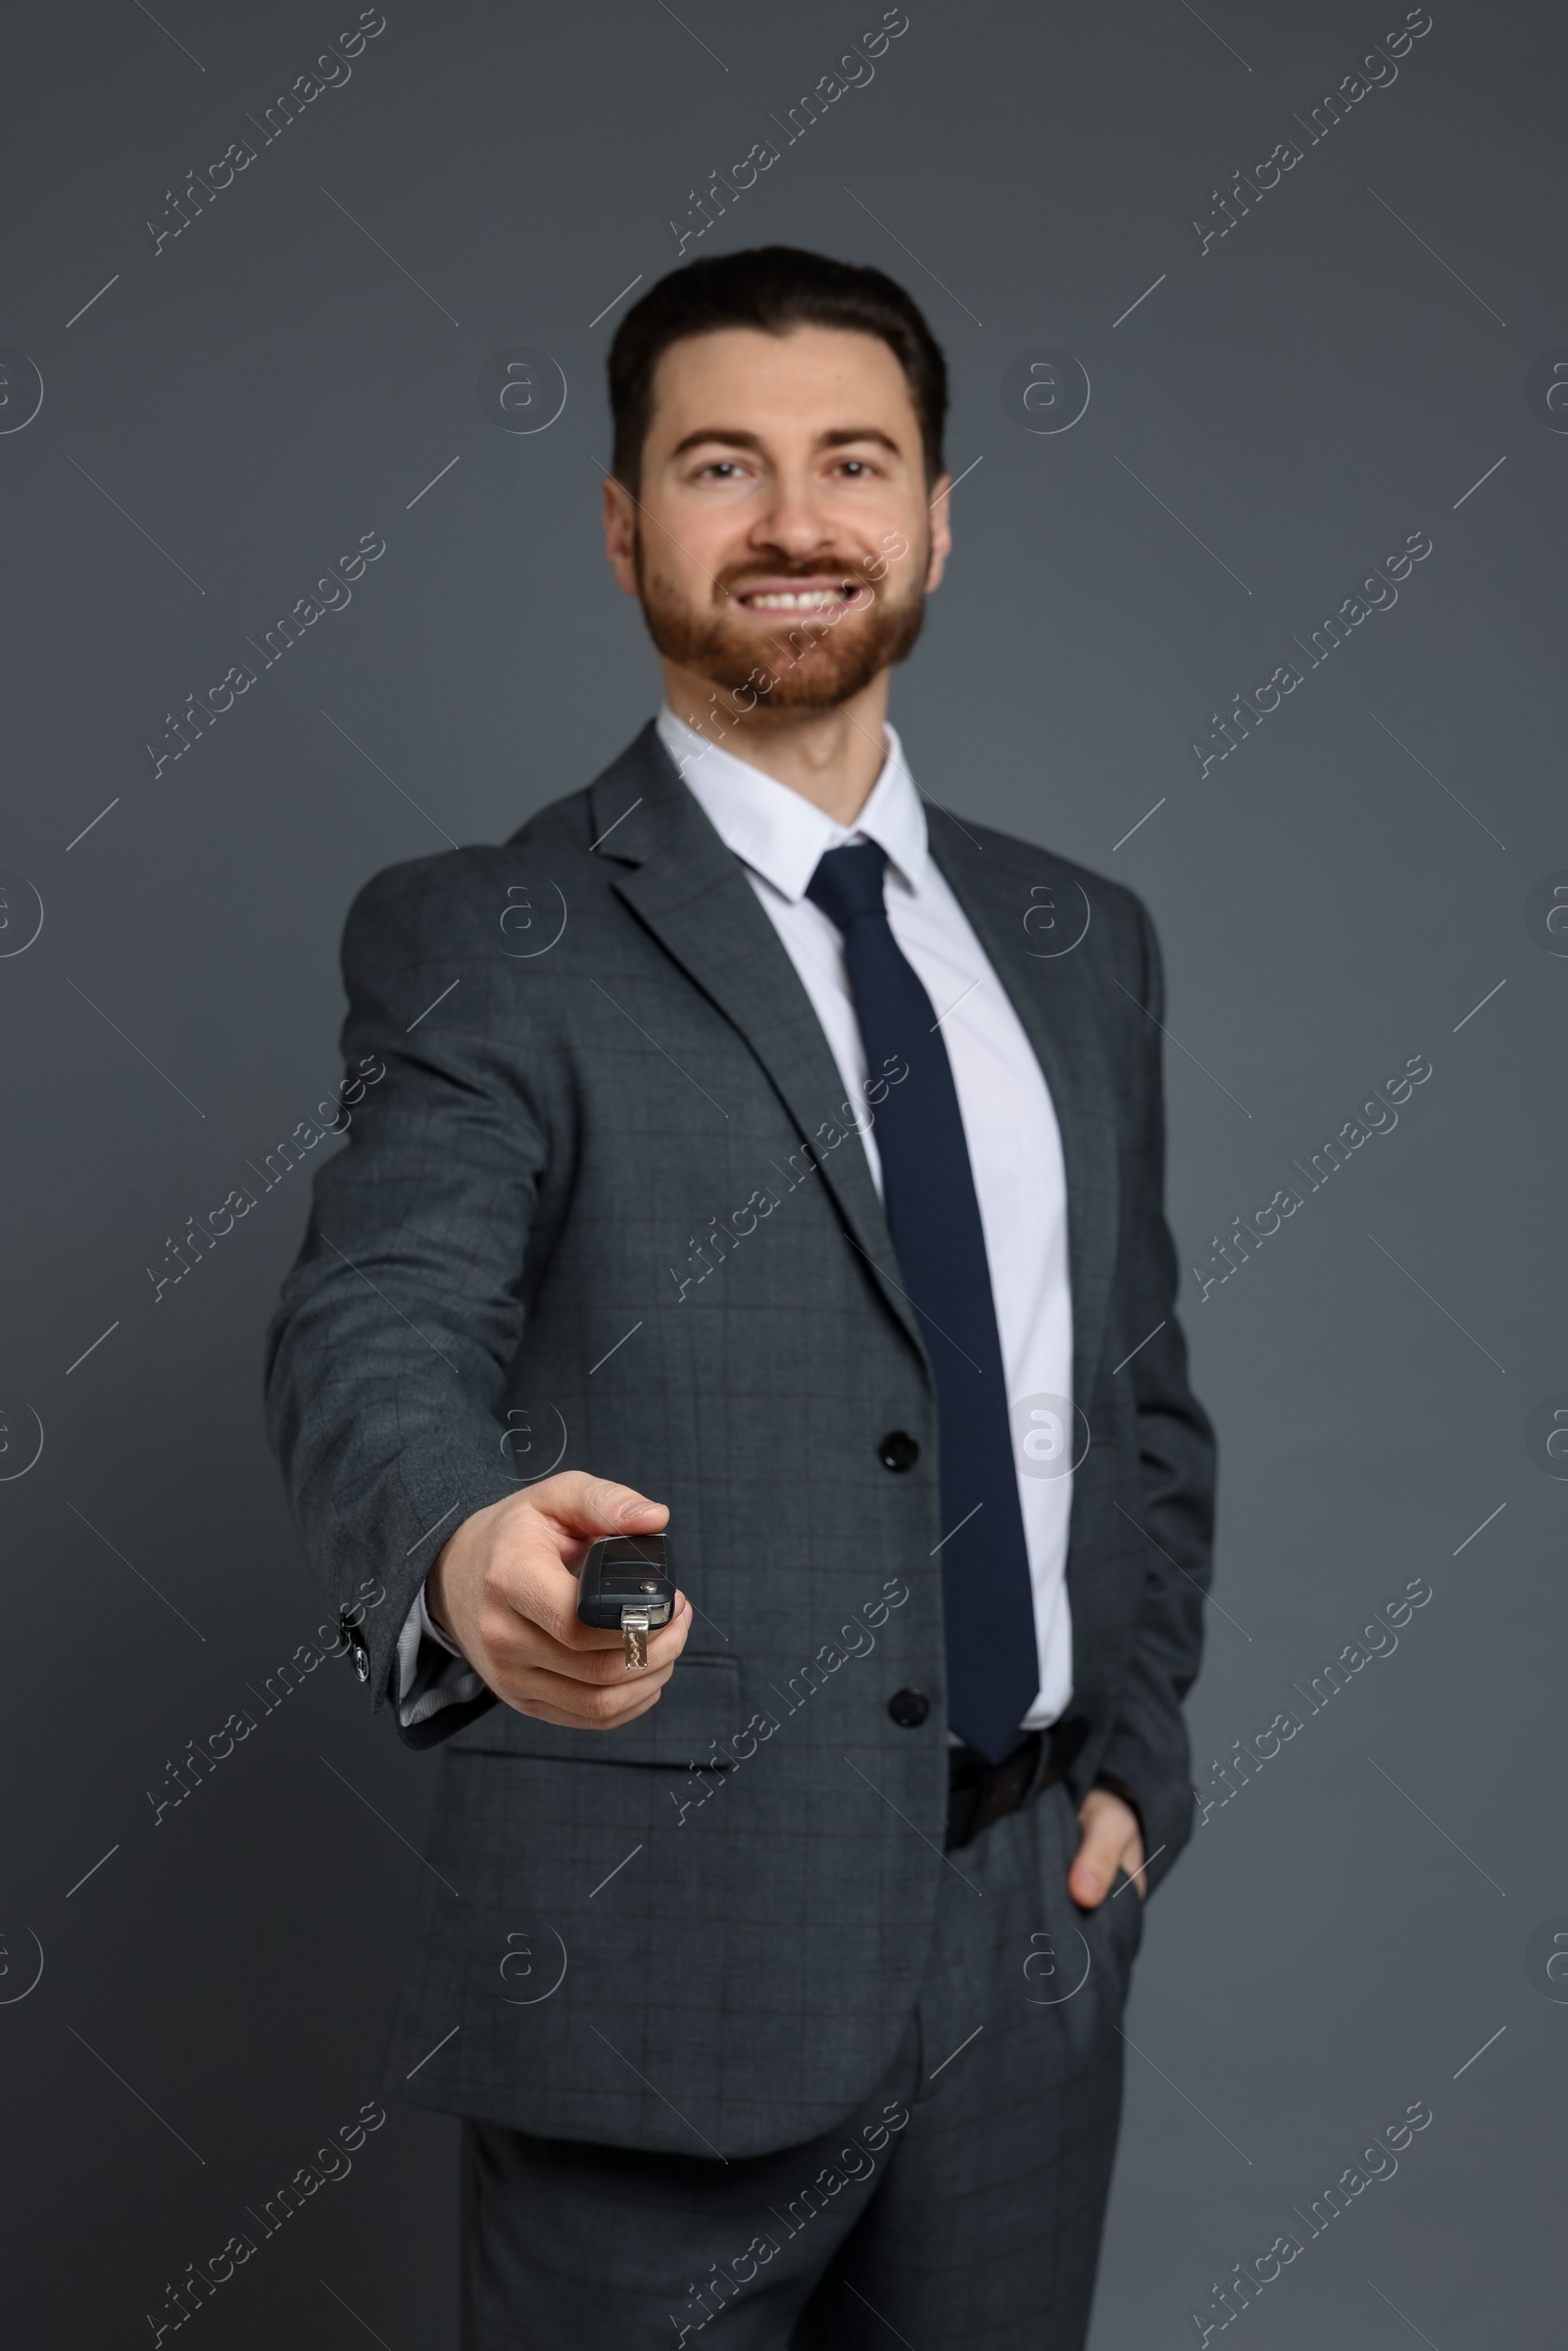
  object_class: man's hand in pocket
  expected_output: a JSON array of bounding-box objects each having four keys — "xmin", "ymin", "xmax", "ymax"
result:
[{"xmin": 1068, "ymin": 1786, "xmax": 1146, "ymax": 1908}]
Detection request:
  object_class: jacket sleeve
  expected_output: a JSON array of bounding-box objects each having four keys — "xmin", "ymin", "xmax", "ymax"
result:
[
  {"xmin": 264, "ymin": 855, "xmax": 552, "ymax": 1740},
  {"xmin": 1094, "ymin": 896, "xmax": 1217, "ymax": 1892}
]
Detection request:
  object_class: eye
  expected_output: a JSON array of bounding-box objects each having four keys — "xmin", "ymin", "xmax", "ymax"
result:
[
  {"xmin": 836, "ymin": 459, "xmax": 874, "ymax": 478},
  {"xmin": 697, "ymin": 460, "xmax": 749, "ymax": 481}
]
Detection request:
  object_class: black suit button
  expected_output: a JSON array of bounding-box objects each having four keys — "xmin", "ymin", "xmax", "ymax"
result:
[
  {"xmin": 878, "ymin": 1431, "xmax": 919, "ymax": 1472},
  {"xmin": 340, "ymin": 1607, "xmax": 371, "ymax": 1685},
  {"xmin": 888, "ymin": 1689, "xmax": 930, "ymax": 1729}
]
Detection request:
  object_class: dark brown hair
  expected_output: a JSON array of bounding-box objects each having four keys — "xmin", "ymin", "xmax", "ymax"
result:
[{"xmin": 608, "ymin": 244, "xmax": 948, "ymax": 490}]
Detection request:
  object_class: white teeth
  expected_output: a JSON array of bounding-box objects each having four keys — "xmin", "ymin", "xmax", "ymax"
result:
[{"xmin": 744, "ymin": 588, "xmax": 849, "ymax": 611}]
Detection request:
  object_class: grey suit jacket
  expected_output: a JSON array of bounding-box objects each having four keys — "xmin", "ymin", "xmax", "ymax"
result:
[{"xmin": 264, "ymin": 722, "xmax": 1215, "ymax": 2159}]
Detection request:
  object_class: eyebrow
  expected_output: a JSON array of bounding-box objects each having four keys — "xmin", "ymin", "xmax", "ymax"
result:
[{"xmin": 665, "ymin": 425, "xmax": 905, "ymax": 462}]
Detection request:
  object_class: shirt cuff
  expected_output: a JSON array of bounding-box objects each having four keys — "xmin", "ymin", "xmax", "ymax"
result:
[{"xmin": 395, "ymin": 1580, "xmax": 486, "ymax": 1730}]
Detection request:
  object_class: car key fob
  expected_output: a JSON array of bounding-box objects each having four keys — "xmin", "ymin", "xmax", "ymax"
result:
[{"xmin": 576, "ymin": 1533, "xmax": 674, "ymax": 1671}]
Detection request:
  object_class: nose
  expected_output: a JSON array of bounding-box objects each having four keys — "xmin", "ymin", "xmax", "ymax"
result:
[{"xmin": 749, "ymin": 466, "xmax": 835, "ymax": 563}]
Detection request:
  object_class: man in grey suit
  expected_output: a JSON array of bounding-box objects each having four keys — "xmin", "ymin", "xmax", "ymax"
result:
[{"xmin": 267, "ymin": 245, "xmax": 1215, "ymax": 2348}]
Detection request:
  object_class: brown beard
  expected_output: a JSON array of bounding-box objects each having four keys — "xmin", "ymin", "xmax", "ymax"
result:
[{"xmin": 632, "ymin": 531, "xmax": 928, "ymax": 710}]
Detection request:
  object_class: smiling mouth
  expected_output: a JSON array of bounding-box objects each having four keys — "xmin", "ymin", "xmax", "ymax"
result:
[{"xmin": 732, "ymin": 581, "xmax": 866, "ymax": 612}]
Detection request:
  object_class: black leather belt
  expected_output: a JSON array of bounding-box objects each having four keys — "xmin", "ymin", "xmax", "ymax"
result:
[{"xmin": 946, "ymin": 1730, "xmax": 1060, "ymax": 1851}]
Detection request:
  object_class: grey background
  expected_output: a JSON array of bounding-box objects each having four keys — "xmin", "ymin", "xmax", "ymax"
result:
[{"xmin": 1, "ymin": 0, "xmax": 1561, "ymax": 2341}]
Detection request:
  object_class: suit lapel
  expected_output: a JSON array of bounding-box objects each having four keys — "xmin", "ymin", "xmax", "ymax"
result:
[
  {"xmin": 587, "ymin": 728, "xmax": 924, "ymax": 1360},
  {"xmin": 928, "ymin": 817, "xmax": 1122, "ymax": 1407}
]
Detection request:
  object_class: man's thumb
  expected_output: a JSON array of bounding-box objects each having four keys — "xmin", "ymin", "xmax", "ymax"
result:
[
  {"xmin": 1068, "ymin": 1832, "xmax": 1116, "ymax": 1908},
  {"xmin": 566, "ymin": 1473, "xmax": 668, "ymax": 1536}
]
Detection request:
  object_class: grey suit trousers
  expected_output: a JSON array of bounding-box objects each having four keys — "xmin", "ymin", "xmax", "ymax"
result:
[{"xmin": 461, "ymin": 1775, "xmax": 1142, "ymax": 2349}]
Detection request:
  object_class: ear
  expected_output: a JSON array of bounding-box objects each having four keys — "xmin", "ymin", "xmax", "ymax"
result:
[
  {"xmin": 602, "ymin": 474, "xmax": 640, "ymax": 597},
  {"xmin": 924, "ymin": 474, "xmax": 953, "ymax": 593}
]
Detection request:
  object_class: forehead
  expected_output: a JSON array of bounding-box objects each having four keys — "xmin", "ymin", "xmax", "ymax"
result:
[{"xmin": 646, "ymin": 324, "xmax": 919, "ymax": 450}]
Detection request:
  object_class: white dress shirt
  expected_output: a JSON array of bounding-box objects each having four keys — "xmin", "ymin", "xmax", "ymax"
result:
[{"xmin": 398, "ymin": 711, "xmax": 1075, "ymax": 1733}]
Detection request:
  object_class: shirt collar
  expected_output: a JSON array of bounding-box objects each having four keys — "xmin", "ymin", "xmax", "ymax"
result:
[{"xmin": 656, "ymin": 706, "xmax": 930, "ymax": 904}]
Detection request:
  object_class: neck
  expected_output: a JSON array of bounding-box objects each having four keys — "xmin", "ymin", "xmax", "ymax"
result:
[{"xmin": 662, "ymin": 660, "xmax": 891, "ymax": 826}]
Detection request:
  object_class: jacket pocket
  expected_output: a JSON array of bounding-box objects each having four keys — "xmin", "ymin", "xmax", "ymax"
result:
[{"xmin": 445, "ymin": 1652, "xmax": 743, "ymax": 1768}]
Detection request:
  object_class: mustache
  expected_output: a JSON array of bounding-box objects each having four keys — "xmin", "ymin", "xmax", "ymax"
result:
[{"xmin": 714, "ymin": 558, "xmax": 882, "ymax": 599}]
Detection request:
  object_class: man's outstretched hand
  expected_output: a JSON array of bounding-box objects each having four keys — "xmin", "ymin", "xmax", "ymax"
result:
[
  {"xmin": 1068, "ymin": 1786, "xmax": 1146, "ymax": 1908},
  {"xmin": 427, "ymin": 1473, "xmax": 691, "ymax": 1730}
]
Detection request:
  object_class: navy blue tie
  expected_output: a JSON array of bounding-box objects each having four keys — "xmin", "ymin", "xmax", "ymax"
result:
[{"xmin": 807, "ymin": 841, "xmax": 1039, "ymax": 1763}]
